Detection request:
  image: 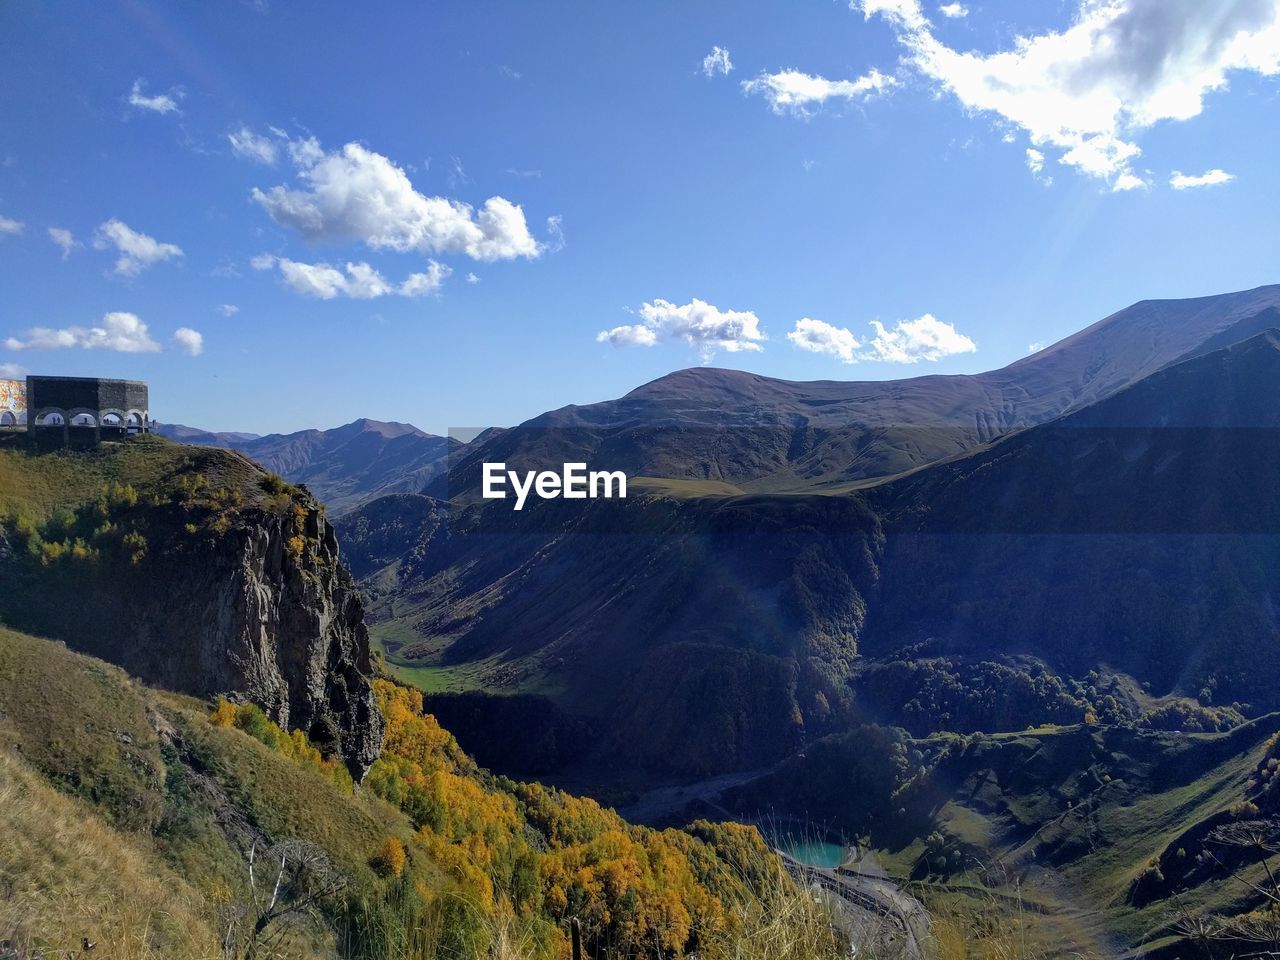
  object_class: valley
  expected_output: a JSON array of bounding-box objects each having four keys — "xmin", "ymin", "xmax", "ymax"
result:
[
  {"xmin": 13, "ymin": 284, "xmax": 1280, "ymax": 957},
  {"xmin": 318, "ymin": 286, "xmax": 1280, "ymax": 955}
]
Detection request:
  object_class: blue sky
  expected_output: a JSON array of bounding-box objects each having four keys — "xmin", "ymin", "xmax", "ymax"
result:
[{"xmin": 1, "ymin": 0, "xmax": 1279, "ymax": 434}]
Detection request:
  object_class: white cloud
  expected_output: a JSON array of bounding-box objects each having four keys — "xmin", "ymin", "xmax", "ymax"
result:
[
  {"xmin": 0, "ymin": 362, "xmax": 28, "ymax": 378},
  {"xmin": 220, "ymin": 304, "xmax": 240, "ymax": 317},
  {"xmin": 48, "ymin": 227, "xmax": 77, "ymax": 257},
  {"xmin": 938, "ymin": 2, "xmax": 968, "ymax": 17},
  {"xmin": 544, "ymin": 214, "xmax": 565, "ymax": 254},
  {"xmin": 1025, "ymin": 147, "xmax": 1053, "ymax": 184},
  {"xmin": 228, "ymin": 127, "xmax": 279, "ymax": 165},
  {"xmin": 5, "ymin": 312, "xmax": 161, "ymax": 353},
  {"xmin": 399, "ymin": 261, "xmax": 452, "ymax": 296},
  {"xmin": 287, "ymin": 135, "xmax": 324, "ymax": 168},
  {"xmin": 0, "ymin": 216, "xmax": 24, "ymax": 236},
  {"xmin": 173, "ymin": 327, "xmax": 204, "ymax": 356},
  {"xmin": 597, "ymin": 298, "xmax": 766, "ymax": 360},
  {"xmin": 1170, "ymin": 168, "xmax": 1236, "ymax": 189},
  {"xmin": 742, "ymin": 68, "xmax": 898, "ymax": 117},
  {"xmin": 1028, "ymin": 341, "xmax": 1045, "ymax": 353},
  {"xmin": 858, "ymin": 0, "xmax": 1280, "ymax": 188},
  {"xmin": 465, "ymin": 272, "xmax": 480, "ymax": 284},
  {"xmin": 597, "ymin": 324, "xmax": 659, "ymax": 348},
  {"xmin": 93, "ymin": 219, "xmax": 184, "ymax": 276},
  {"xmin": 251, "ymin": 139, "xmax": 543, "ymax": 261},
  {"xmin": 788, "ymin": 317, "xmax": 862, "ymax": 362},
  {"xmin": 862, "ymin": 313, "xmax": 976, "ymax": 362},
  {"xmin": 255, "ymin": 255, "xmax": 450, "ymax": 299},
  {"xmin": 127, "ymin": 79, "xmax": 182, "ymax": 115},
  {"xmin": 703, "ymin": 46, "xmax": 734, "ymax": 77},
  {"xmin": 787, "ymin": 313, "xmax": 975, "ymax": 363},
  {"xmin": 1111, "ymin": 172, "xmax": 1149, "ymax": 192},
  {"xmin": 861, "ymin": 0, "xmax": 929, "ymax": 31}
]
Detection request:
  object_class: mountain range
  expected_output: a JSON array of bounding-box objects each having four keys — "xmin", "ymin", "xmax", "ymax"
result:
[
  {"xmin": 156, "ymin": 417, "xmax": 458, "ymax": 514},
  {"xmin": 26, "ymin": 281, "xmax": 1280, "ymax": 957}
]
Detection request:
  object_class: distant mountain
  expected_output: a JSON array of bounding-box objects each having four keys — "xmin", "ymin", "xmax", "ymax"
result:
[
  {"xmin": 153, "ymin": 422, "xmax": 261, "ymax": 447},
  {"xmin": 861, "ymin": 329, "xmax": 1280, "ymax": 699},
  {"xmin": 162, "ymin": 418, "xmax": 460, "ymax": 514},
  {"xmin": 442, "ymin": 284, "xmax": 1280, "ymax": 493},
  {"xmin": 341, "ymin": 302, "xmax": 1280, "ymax": 783}
]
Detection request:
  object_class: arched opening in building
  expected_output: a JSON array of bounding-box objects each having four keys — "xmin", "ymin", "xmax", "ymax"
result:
[
  {"xmin": 126, "ymin": 411, "xmax": 144, "ymax": 434},
  {"xmin": 101, "ymin": 412, "xmax": 124, "ymax": 427},
  {"xmin": 0, "ymin": 411, "xmax": 16, "ymax": 427},
  {"xmin": 36, "ymin": 411, "xmax": 66, "ymax": 426},
  {"xmin": 71, "ymin": 412, "xmax": 97, "ymax": 427}
]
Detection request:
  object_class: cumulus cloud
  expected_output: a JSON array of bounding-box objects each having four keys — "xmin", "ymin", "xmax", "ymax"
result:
[
  {"xmin": 465, "ymin": 272, "xmax": 480, "ymax": 284},
  {"xmin": 862, "ymin": 314, "xmax": 977, "ymax": 362},
  {"xmin": 228, "ymin": 127, "xmax": 279, "ymax": 164},
  {"xmin": 703, "ymin": 46, "xmax": 734, "ymax": 77},
  {"xmin": 1112, "ymin": 172, "xmax": 1149, "ymax": 192},
  {"xmin": 0, "ymin": 362, "xmax": 29, "ymax": 378},
  {"xmin": 253, "ymin": 254, "xmax": 450, "ymax": 299},
  {"xmin": 4, "ymin": 312, "xmax": 161, "ymax": 353},
  {"xmin": 787, "ymin": 313, "xmax": 976, "ymax": 363},
  {"xmin": 857, "ymin": 0, "xmax": 1280, "ymax": 188},
  {"xmin": 1170, "ymin": 168, "xmax": 1236, "ymax": 189},
  {"xmin": 597, "ymin": 324, "xmax": 659, "ymax": 348},
  {"xmin": 742, "ymin": 68, "xmax": 897, "ymax": 116},
  {"xmin": 220, "ymin": 304, "xmax": 240, "ymax": 317},
  {"xmin": 250, "ymin": 139, "xmax": 543, "ymax": 261},
  {"xmin": 0, "ymin": 216, "xmax": 24, "ymax": 236},
  {"xmin": 938, "ymin": 2, "xmax": 968, "ymax": 17},
  {"xmin": 48, "ymin": 227, "xmax": 77, "ymax": 257},
  {"xmin": 788, "ymin": 317, "xmax": 862, "ymax": 362},
  {"xmin": 398, "ymin": 261, "xmax": 452, "ymax": 296},
  {"xmin": 597, "ymin": 298, "xmax": 765, "ymax": 360},
  {"xmin": 172, "ymin": 328, "xmax": 203, "ymax": 356},
  {"xmin": 127, "ymin": 79, "xmax": 182, "ymax": 115},
  {"xmin": 93, "ymin": 219, "xmax": 184, "ymax": 276}
]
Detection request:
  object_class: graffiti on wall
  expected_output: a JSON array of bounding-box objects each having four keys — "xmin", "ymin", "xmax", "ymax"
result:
[{"xmin": 1, "ymin": 379, "xmax": 27, "ymax": 424}]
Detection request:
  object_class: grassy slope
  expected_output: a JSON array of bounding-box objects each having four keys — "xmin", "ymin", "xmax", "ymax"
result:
[
  {"xmin": 0, "ymin": 624, "xmax": 416, "ymax": 960},
  {"xmin": 0, "ymin": 749, "xmax": 222, "ymax": 960},
  {"xmin": 879, "ymin": 720, "xmax": 1280, "ymax": 956},
  {"xmin": 0, "ymin": 433, "xmax": 266, "ymax": 521}
]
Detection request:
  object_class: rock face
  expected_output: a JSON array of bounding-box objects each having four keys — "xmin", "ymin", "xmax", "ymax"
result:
[
  {"xmin": 180, "ymin": 504, "xmax": 384, "ymax": 779},
  {"xmin": 0, "ymin": 466, "xmax": 383, "ymax": 780}
]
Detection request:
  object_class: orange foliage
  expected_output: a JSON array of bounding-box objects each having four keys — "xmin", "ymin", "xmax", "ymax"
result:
[
  {"xmin": 371, "ymin": 835, "xmax": 407, "ymax": 878},
  {"xmin": 366, "ymin": 679, "xmax": 764, "ymax": 956}
]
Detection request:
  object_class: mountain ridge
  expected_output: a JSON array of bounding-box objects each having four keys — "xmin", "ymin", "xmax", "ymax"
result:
[
  {"xmin": 437, "ymin": 284, "xmax": 1280, "ymax": 494},
  {"xmin": 160, "ymin": 417, "xmax": 459, "ymax": 514}
]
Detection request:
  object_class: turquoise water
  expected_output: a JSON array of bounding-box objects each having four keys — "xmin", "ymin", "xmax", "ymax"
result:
[{"xmin": 775, "ymin": 837, "xmax": 846, "ymax": 869}]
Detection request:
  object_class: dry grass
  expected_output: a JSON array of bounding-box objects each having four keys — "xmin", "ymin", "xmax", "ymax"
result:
[
  {"xmin": 705, "ymin": 851, "xmax": 850, "ymax": 960},
  {"xmin": 0, "ymin": 749, "xmax": 222, "ymax": 959}
]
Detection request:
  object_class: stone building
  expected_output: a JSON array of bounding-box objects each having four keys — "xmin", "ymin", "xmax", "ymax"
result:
[{"xmin": 2, "ymin": 376, "xmax": 150, "ymax": 445}]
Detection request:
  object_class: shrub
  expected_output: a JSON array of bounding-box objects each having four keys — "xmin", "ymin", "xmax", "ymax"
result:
[
  {"xmin": 370, "ymin": 836, "xmax": 407, "ymax": 878},
  {"xmin": 259, "ymin": 473, "xmax": 288, "ymax": 495},
  {"xmin": 208, "ymin": 697, "xmax": 352, "ymax": 791}
]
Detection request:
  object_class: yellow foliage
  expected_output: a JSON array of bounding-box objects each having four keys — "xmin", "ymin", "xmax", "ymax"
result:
[
  {"xmin": 209, "ymin": 696, "xmax": 237, "ymax": 728},
  {"xmin": 365, "ymin": 677, "xmax": 786, "ymax": 957},
  {"xmin": 371, "ymin": 835, "xmax": 407, "ymax": 878}
]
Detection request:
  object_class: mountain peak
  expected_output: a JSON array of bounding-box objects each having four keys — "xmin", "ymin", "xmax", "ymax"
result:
[{"xmin": 334, "ymin": 418, "xmax": 432, "ymax": 440}]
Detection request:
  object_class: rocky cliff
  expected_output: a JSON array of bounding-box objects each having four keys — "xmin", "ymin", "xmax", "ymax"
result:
[{"xmin": 0, "ymin": 438, "xmax": 383, "ymax": 778}]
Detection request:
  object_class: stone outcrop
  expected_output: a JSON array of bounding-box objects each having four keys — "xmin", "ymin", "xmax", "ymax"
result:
[{"xmin": 0, "ymin": 473, "xmax": 383, "ymax": 779}]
